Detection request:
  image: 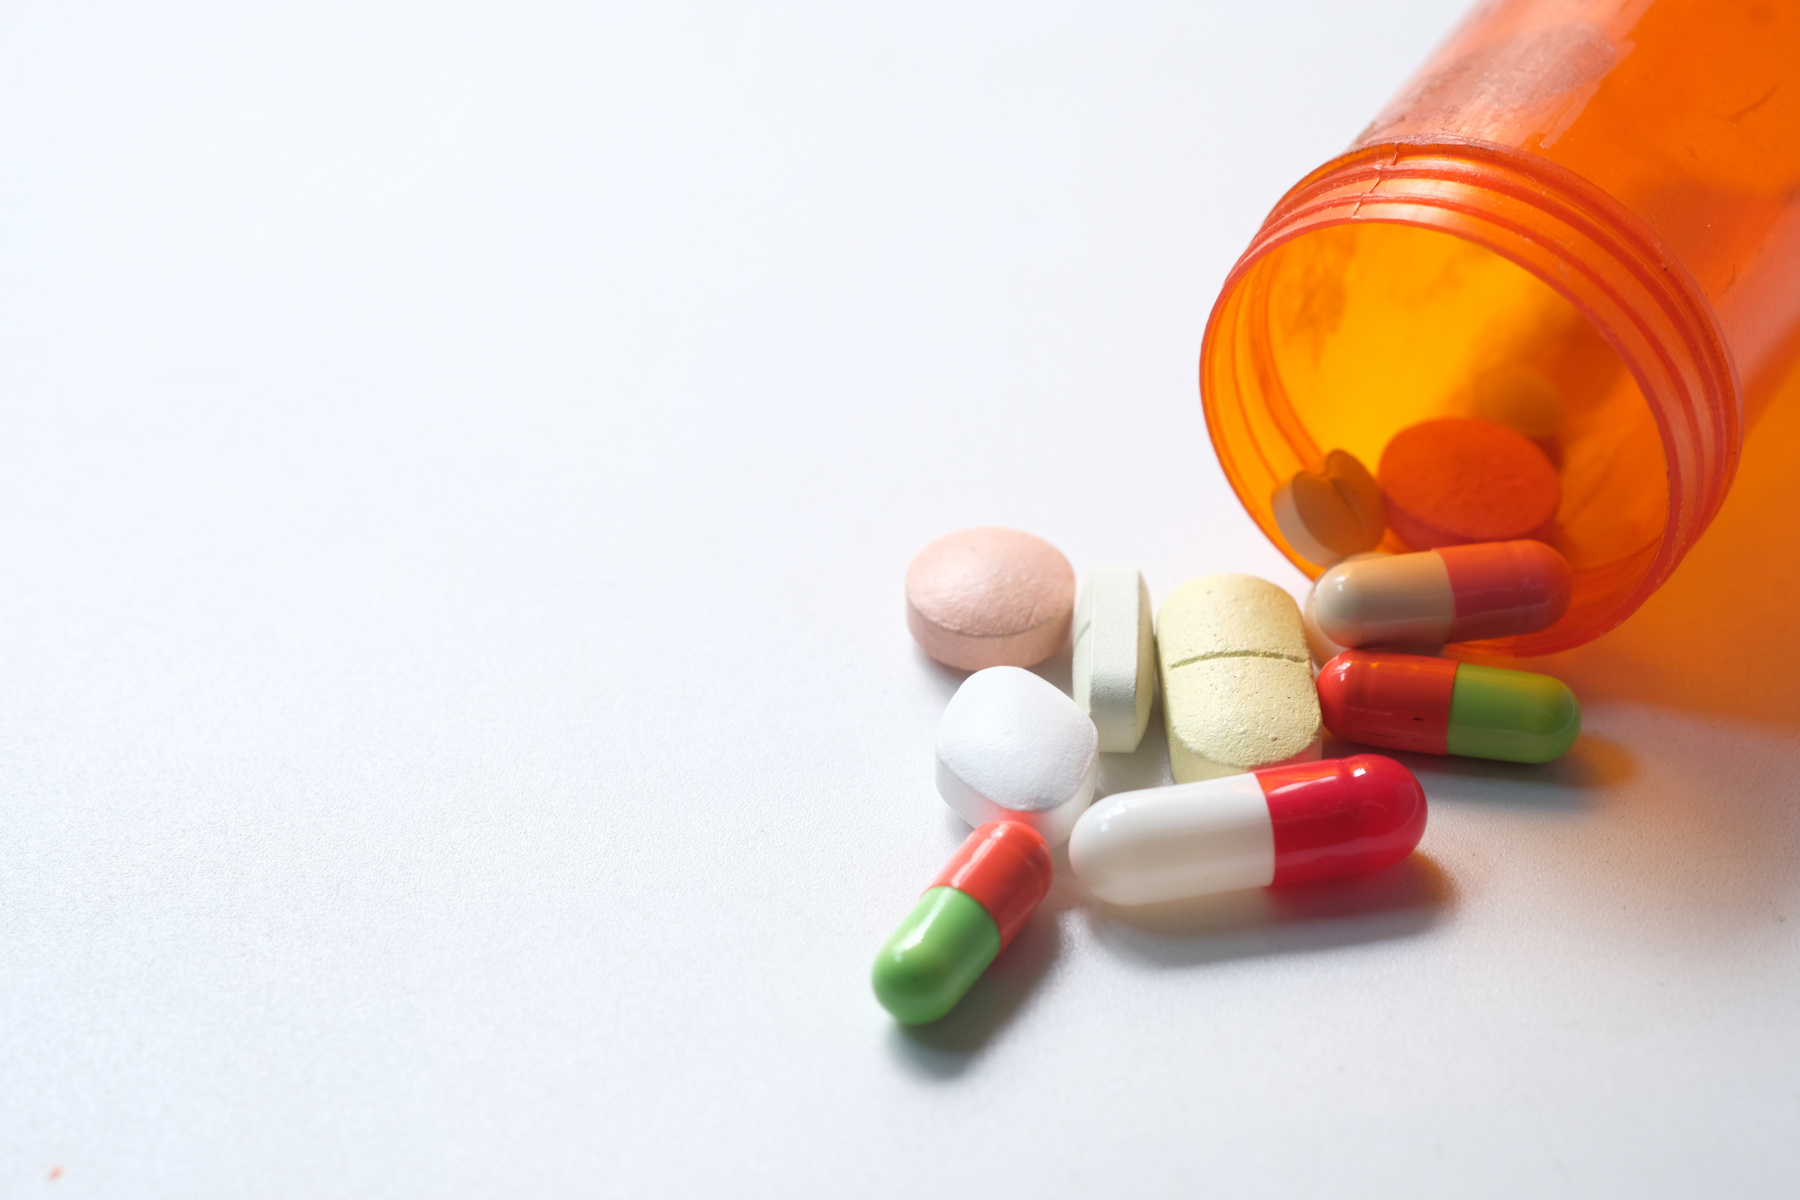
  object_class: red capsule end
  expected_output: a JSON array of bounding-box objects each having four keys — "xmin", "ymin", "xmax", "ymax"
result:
[
  {"xmin": 1255, "ymin": 754, "xmax": 1428, "ymax": 887},
  {"xmin": 1439, "ymin": 539, "xmax": 1573, "ymax": 642},
  {"xmin": 931, "ymin": 821, "xmax": 1053, "ymax": 949},
  {"xmin": 1317, "ymin": 650, "xmax": 1458, "ymax": 754}
]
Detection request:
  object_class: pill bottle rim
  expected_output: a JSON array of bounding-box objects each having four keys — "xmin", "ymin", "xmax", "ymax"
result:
[{"xmin": 1200, "ymin": 136, "xmax": 1738, "ymax": 656}]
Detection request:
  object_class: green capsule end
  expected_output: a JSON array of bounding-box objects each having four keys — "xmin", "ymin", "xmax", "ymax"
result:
[
  {"xmin": 871, "ymin": 886, "xmax": 1001, "ymax": 1025},
  {"xmin": 1446, "ymin": 663, "xmax": 1581, "ymax": 763}
]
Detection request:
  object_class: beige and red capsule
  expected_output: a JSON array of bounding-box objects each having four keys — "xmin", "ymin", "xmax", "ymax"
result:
[{"xmin": 1311, "ymin": 540, "xmax": 1572, "ymax": 649}]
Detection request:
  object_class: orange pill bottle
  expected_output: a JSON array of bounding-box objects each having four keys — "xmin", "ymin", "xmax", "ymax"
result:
[{"xmin": 1201, "ymin": 0, "xmax": 1800, "ymax": 654}]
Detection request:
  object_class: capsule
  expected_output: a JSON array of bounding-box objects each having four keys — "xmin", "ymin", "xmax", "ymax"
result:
[
  {"xmin": 1311, "ymin": 539, "xmax": 1572, "ymax": 648},
  {"xmin": 1067, "ymin": 755, "xmax": 1426, "ymax": 907},
  {"xmin": 1316, "ymin": 650, "xmax": 1581, "ymax": 763},
  {"xmin": 1303, "ymin": 552, "xmax": 1445, "ymax": 665},
  {"xmin": 871, "ymin": 821, "xmax": 1053, "ymax": 1025}
]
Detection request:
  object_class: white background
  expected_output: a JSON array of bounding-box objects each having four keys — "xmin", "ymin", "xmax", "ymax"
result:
[{"xmin": 3, "ymin": 1, "xmax": 1798, "ymax": 1196}]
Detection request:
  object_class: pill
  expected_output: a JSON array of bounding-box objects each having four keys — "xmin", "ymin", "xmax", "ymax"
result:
[
  {"xmin": 1068, "ymin": 754, "xmax": 1426, "ymax": 906},
  {"xmin": 936, "ymin": 665, "xmax": 1099, "ymax": 846},
  {"xmin": 1301, "ymin": 551, "xmax": 1445, "ymax": 665},
  {"xmin": 905, "ymin": 528, "xmax": 1075, "ymax": 670},
  {"xmin": 1378, "ymin": 418, "xmax": 1560, "ymax": 550},
  {"xmin": 1073, "ymin": 568, "xmax": 1156, "ymax": 753},
  {"xmin": 1312, "ymin": 540, "xmax": 1572, "ymax": 648},
  {"xmin": 872, "ymin": 821, "xmax": 1053, "ymax": 1024},
  {"xmin": 1303, "ymin": 583, "xmax": 1353, "ymax": 667},
  {"xmin": 1157, "ymin": 574, "xmax": 1321, "ymax": 783},
  {"xmin": 1270, "ymin": 449, "xmax": 1386, "ymax": 566},
  {"xmin": 1316, "ymin": 650, "xmax": 1581, "ymax": 763}
]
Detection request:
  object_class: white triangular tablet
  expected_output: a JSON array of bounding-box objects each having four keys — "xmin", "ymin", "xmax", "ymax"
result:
[{"xmin": 935, "ymin": 666, "xmax": 1099, "ymax": 847}]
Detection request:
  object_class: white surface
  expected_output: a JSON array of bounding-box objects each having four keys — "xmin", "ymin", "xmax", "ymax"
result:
[
  {"xmin": 2, "ymin": 1, "xmax": 1799, "ymax": 1197},
  {"xmin": 1070, "ymin": 775, "xmax": 1275, "ymax": 905},
  {"xmin": 934, "ymin": 666, "xmax": 1098, "ymax": 846}
]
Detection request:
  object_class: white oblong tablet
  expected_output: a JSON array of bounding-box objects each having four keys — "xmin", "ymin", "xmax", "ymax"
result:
[
  {"xmin": 935, "ymin": 666, "xmax": 1099, "ymax": 847},
  {"xmin": 1073, "ymin": 568, "xmax": 1156, "ymax": 753},
  {"xmin": 1068, "ymin": 774, "xmax": 1275, "ymax": 906}
]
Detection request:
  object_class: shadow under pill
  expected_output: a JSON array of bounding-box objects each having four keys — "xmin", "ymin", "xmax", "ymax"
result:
[
  {"xmin": 1084, "ymin": 855, "xmax": 1455, "ymax": 969},
  {"xmin": 1095, "ymin": 694, "xmax": 1174, "ymax": 798},
  {"xmin": 1530, "ymin": 358, "xmax": 1800, "ymax": 734},
  {"xmin": 1333, "ymin": 734, "xmax": 1635, "ymax": 812},
  {"xmin": 1027, "ymin": 641, "xmax": 1073, "ymax": 696},
  {"xmin": 914, "ymin": 646, "xmax": 971, "ymax": 702}
]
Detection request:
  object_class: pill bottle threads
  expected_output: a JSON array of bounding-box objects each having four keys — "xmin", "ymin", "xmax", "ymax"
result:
[{"xmin": 1200, "ymin": 0, "xmax": 1800, "ymax": 656}]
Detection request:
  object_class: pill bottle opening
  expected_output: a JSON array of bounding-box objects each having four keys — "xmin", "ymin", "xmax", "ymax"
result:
[{"xmin": 1203, "ymin": 141, "xmax": 1738, "ymax": 656}]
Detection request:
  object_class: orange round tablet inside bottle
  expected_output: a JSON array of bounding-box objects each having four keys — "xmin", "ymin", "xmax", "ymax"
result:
[
  {"xmin": 1200, "ymin": 0, "xmax": 1800, "ymax": 655},
  {"xmin": 1377, "ymin": 418, "xmax": 1560, "ymax": 550}
]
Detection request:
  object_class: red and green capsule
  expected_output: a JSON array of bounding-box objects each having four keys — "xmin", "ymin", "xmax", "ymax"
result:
[
  {"xmin": 871, "ymin": 821, "xmax": 1053, "ymax": 1025},
  {"xmin": 1317, "ymin": 650, "xmax": 1580, "ymax": 763}
]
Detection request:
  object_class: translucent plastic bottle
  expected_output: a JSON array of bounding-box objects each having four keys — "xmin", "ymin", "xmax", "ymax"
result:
[{"xmin": 1202, "ymin": 0, "xmax": 1800, "ymax": 654}]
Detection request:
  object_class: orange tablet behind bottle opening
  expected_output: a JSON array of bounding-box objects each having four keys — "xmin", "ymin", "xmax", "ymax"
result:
[{"xmin": 1377, "ymin": 418, "xmax": 1560, "ymax": 551}]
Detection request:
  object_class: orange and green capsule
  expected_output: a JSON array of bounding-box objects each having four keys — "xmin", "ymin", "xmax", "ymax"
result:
[
  {"xmin": 1316, "ymin": 650, "xmax": 1580, "ymax": 763},
  {"xmin": 871, "ymin": 822, "xmax": 1053, "ymax": 1025}
]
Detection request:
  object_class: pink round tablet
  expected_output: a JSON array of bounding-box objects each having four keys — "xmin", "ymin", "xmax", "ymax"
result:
[{"xmin": 905, "ymin": 528, "xmax": 1075, "ymax": 670}]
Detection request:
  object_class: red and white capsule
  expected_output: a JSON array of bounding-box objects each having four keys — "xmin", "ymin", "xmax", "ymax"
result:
[
  {"xmin": 1311, "ymin": 540, "xmax": 1572, "ymax": 648},
  {"xmin": 1067, "ymin": 755, "xmax": 1426, "ymax": 906}
]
